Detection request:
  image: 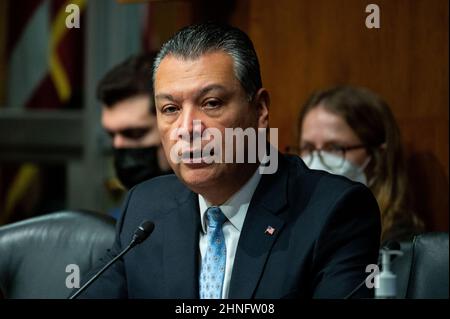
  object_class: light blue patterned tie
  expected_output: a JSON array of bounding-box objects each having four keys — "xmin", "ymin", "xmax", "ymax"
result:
[{"xmin": 199, "ymin": 207, "xmax": 227, "ymax": 299}]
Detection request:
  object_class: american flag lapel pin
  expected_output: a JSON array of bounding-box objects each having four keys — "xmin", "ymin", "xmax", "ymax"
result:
[{"xmin": 265, "ymin": 225, "xmax": 276, "ymax": 236}]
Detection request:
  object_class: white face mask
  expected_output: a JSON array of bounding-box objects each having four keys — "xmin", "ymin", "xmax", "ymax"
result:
[{"xmin": 302, "ymin": 151, "xmax": 371, "ymax": 185}]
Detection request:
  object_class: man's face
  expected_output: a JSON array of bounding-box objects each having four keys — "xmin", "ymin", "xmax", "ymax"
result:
[
  {"xmin": 154, "ymin": 51, "xmax": 268, "ymax": 196},
  {"xmin": 101, "ymin": 95, "xmax": 160, "ymax": 149}
]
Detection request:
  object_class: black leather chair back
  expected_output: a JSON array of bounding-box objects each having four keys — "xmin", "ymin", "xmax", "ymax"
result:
[
  {"xmin": 0, "ymin": 210, "xmax": 116, "ymax": 299},
  {"xmin": 393, "ymin": 232, "xmax": 449, "ymax": 299}
]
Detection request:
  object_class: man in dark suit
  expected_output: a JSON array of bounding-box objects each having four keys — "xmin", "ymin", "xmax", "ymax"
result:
[{"xmin": 76, "ymin": 23, "xmax": 380, "ymax": 299}]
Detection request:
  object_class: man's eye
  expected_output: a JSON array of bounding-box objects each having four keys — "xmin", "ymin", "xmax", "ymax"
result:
[
  {"xmin": 203, "ymin": 99, "xmax": 222, "ymax": 109},
  {"xmin": 162, "ymin": 105, "xmax": 179, "ymax": 114},
  {"xmin": 122, "ymin": 128, "xmax": 149, "ymax": 139}
]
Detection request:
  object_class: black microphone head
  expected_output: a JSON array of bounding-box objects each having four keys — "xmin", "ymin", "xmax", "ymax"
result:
[{"xmin": 132, "ymin": 221, "xmax": 155, "ymax": 245}]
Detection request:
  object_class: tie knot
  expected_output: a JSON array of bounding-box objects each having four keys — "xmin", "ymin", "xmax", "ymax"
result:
[{"xmin": 206, "ymin": 207, "xmax": 226, "ymax": 228}]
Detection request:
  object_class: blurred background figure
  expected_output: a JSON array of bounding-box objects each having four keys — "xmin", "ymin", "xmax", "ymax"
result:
[
  {"xmin": 295, "ymin": 86, "xmax": 424, "ymax": 243},
  {"xmin": 97, "ymin": 53, "xmax": 172, "ymax": 215}
]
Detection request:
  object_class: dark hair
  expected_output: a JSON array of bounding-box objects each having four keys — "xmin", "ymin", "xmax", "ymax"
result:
[
  {"xmin": 152, "ymin": 22, "xmax": 262, "ymax": 101},
  {"xmin": 97, "ymin": 53, "xmax": 156, "ymax": 113},
  {"xmin": 297, "ymin": 86, "xmax": 424, "ymax": 241}
]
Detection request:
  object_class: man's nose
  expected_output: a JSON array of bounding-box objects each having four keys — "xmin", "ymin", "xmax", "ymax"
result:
[
  {"xmin": 178, "ymin": 107, "xmax": 205, "ymax": 138},
  {"xmin": 113, "ymin": 134, "xmax": 128, "ymax": 148}
]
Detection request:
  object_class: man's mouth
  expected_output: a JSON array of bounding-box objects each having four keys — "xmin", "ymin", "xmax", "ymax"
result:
[{"xmin": 181, "ymin": 149, "xmax": 215, "ymax": 164}]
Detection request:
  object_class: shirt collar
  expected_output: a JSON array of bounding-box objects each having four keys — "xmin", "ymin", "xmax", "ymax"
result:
[{"xmin": 199, "ymin": 167, "xmax": 262, "ymax": 234}]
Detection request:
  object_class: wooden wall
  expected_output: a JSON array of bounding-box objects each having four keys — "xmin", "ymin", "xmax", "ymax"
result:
[
  {"xmin": 231, "ymin": 0, "xmax": 449, "ymax": 231},
  {"xmin": 148, "ymin": 0, "xmax": 448, "ymax": 232}
]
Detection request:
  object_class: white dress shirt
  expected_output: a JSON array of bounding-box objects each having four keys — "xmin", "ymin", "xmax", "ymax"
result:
[{"xmin": 198, "ymin": 167, "xmax": 262, "ymax": 299}]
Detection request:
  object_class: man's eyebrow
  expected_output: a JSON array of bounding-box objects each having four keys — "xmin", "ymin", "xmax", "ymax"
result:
[
  {"xmin": 155, "ymin": 84, "xmax": 228, "ymax": 102},
  {"xmin": 192, "ymin": 84, "xmax": 230, "ymax": 102},
  {"xmin": 155, "ymin": 93, "xmax": 176, "ymax": 101},
  {"xmin": 197, "ymin": 84, "xmax": 228, "ymax": 97}
]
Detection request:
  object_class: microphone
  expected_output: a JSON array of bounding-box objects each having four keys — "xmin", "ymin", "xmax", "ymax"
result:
[
  {"xmin": 343, "ymin": 240, "xmax": 400, "ymax": 299},
  {"xmin": 69, "ymin": 220, "xmax": 155, "ymax": 299}
]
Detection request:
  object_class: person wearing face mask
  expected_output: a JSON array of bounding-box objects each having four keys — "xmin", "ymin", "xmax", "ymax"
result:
[
  {"xmin": 97, "ymin": 53, "xmax": 172, "ymax": 191},
  {"xmin": 302, "ymin": 150, "xmax": 371, "ymax": 186},
  {"xmin": 295, "ymin": 85, "xmax": 424, "ymax": 243}
]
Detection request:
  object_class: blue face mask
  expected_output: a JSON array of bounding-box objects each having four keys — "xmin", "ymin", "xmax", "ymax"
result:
[{"xmin": 302, "ymin": 151, "xmax": 371, "ymax": 185}]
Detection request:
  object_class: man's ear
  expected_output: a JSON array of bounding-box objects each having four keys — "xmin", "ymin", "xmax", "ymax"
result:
[{"xmin": 253, "ymin": 88, "xmax": 270, "ymax": 129}]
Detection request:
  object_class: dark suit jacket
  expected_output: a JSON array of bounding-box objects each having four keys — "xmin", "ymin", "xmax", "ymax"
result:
[{"xmin": 77, "ymin": 153, "xmax": 381, "ymax": 298}]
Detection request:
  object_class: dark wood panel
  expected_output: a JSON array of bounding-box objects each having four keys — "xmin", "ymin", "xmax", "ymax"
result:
[{"xmin": 230, "ymin": 0, "xmax": 448, "ymax": 231}]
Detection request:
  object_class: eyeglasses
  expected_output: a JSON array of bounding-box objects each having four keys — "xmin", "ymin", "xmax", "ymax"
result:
[{"xmin": 286, "ymin": 144, "xmax": 367, "ymax": 169}]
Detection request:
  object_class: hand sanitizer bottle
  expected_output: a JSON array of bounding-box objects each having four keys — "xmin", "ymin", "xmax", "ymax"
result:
[{"xmin": 375, "ymin": 248, "xmax": 403, "ymax": 298}]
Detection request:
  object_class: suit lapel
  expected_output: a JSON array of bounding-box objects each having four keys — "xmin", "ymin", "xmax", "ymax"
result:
[
  {"xmin": 162, "ymin": 189, "xmax": 200, "ymax": 298},
  {"xmin": 229, "ymin": 154, "xmax": 289, "ymax": 298}
]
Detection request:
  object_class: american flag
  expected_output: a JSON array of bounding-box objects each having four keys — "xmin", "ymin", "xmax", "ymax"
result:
[{"xmin": 265, "ymin": 226, "xmax": 276, "ymax": 236}]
